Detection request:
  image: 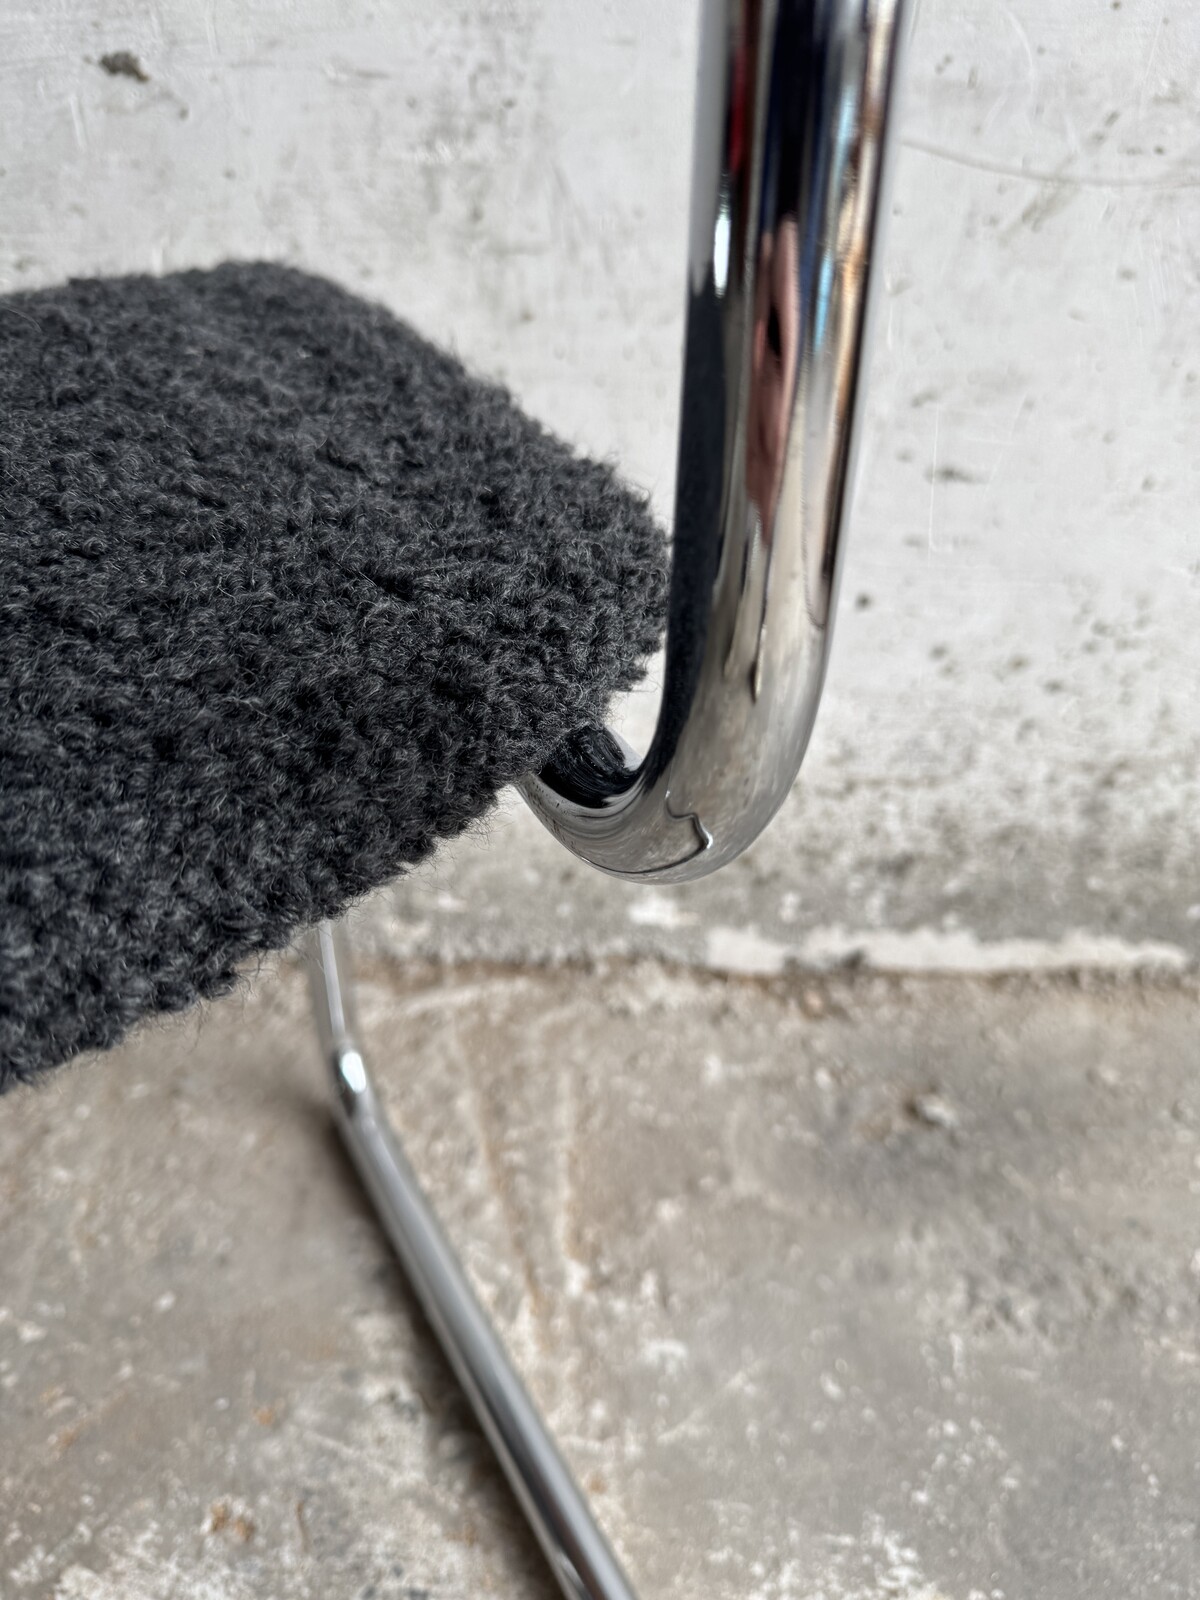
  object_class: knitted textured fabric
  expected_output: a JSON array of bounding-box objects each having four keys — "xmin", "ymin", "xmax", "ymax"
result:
[{"xmin": 0, "ymin": 263, "xmax": 667, "ymax": 1087}]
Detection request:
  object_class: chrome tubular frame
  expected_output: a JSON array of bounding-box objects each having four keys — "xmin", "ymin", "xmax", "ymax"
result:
[
  {"xmin": 309, "ymin": 4, "xmax": 908, "ymax": 1596},
  {"xmin": 309, "ymin": 922, "xmax": 640, "ymax": 1600},
  {"xmin": 520, "ymin": 0, "xmax": 908, "ymax": 882}
]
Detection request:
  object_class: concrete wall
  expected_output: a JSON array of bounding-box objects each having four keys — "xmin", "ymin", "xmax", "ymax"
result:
[{"xmin": 4, "ymin": 0, "xmax": 1197, "ymax": 971}]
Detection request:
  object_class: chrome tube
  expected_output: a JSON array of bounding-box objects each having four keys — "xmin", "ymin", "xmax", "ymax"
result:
[
  {"xmin": 308, "ymin": 923, "xmax": 638, "ymax": 1600},
  {"xmin": 520, "ymin": 0, "xmax": 908, "ymax": 881},
  {"xmin": 308, "ymin": 7, "xmax": 909, "ymax": 1597}
]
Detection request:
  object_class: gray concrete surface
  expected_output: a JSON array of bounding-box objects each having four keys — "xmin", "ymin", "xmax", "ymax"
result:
[
  {"xmin": 4, "ymin": 958, "xmax": 1199, "ymax": 1598},
  {"xmin": 1, "ymin": 0, "xmax": 1197, "ymax": 961}
]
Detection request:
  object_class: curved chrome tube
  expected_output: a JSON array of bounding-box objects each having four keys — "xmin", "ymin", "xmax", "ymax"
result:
[
  {"xmin": 520, "ymin": 0, "xmax": 907, "ymax": 881},
  {"xmin": 308, "ymin": 923, "xmax": 639, "ymax": 1600},
  {"xmin": 308, "ymin": 7, "xmax": 909, "ymax": 1599}
]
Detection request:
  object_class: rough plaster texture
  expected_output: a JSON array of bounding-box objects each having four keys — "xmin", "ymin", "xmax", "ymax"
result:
[
  {"xmin": 1, "ymin": 0, "xmax": 1197, "ymax": 968},
  {"xmin": 3, "ymin": 961, "xmax": 1200, "ymax": 1598}
]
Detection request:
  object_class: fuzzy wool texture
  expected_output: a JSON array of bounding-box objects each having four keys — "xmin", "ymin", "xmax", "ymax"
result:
[{"xmin": 0, "ymin": 263, "xmax": 667, "ymax": 1086}]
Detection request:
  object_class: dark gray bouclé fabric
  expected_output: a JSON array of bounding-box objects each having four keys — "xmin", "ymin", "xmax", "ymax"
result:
[{"xmin": 0, "ymin": 264, "xmax": 667, "ymax": 1087}]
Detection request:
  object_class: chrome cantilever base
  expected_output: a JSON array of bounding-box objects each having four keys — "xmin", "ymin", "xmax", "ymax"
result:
[
  {"xmin": 307, "ymin": 2, "xmax": 908, "ymax": 1593},
  {"xmin": 307, "ymin": 921, "xmax": 638, "ymax": 1600}
]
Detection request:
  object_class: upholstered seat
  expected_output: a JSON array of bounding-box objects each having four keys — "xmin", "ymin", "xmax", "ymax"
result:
[{"xmin": 0, "ymin": 263, "xmax": 666, "ymax": 1083}]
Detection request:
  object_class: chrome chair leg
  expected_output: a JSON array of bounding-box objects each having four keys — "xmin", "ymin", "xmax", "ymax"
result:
[
  {"xmin": 307, "ymin": 2, "xmax": 908, "ymax": 1594},
  {"xmin": 306, "ymin": 920, "xmax": 638, "ymax": 1600}
]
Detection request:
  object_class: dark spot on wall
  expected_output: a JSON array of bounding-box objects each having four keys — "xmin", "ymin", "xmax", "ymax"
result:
[
  {"xmin": 98, "ymin": 50, "xmax": 149, "ymax": 83},
  {"xmin": 882, "ymin": 851, "xmax": 916, "ymax": 879}
]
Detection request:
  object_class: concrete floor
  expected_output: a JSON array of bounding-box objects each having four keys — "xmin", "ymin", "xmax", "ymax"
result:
[{"xmin": 3, "ymin": 954, "xmax": 1198, "ymax": 1599}]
